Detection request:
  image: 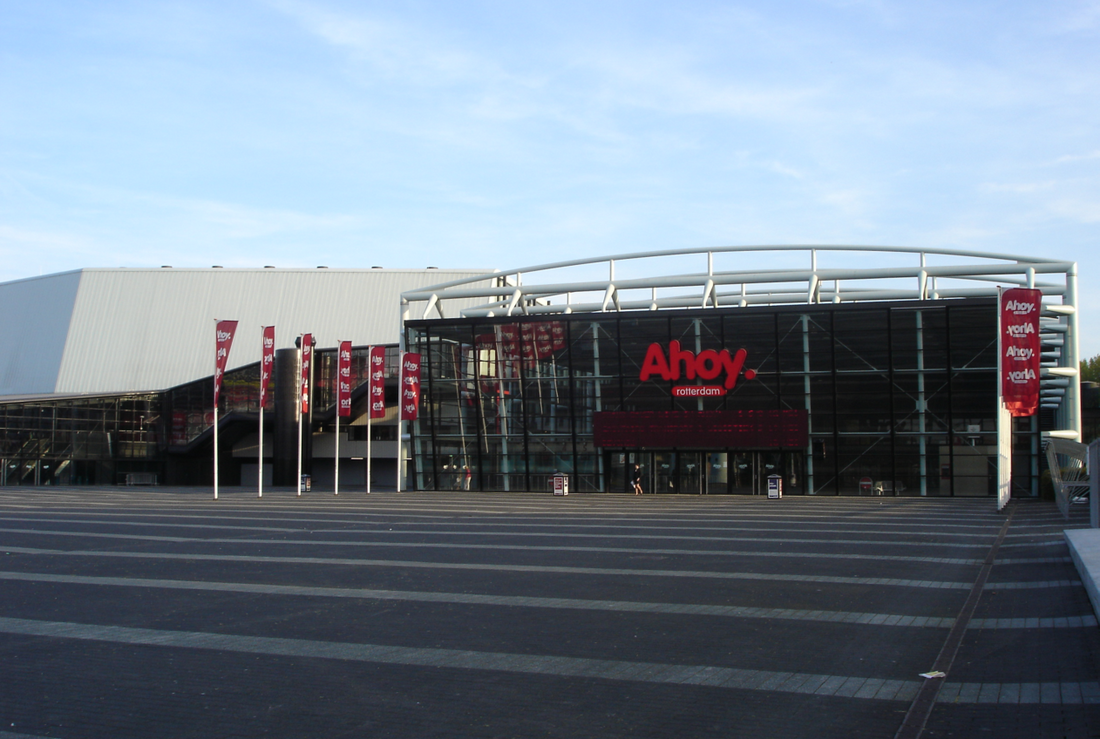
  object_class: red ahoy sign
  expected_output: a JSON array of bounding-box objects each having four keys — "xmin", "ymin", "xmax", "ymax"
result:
[
  {"xmin": 214, "ymin": 320, "xmax": 238, "ymax": 406},
  {"xmin": 300, "ymin": 333, "xmax": 313, "ymax": 414},
  {"xmin": 259, "ymin": 326, "xmax": 275, "ymax": 409},
  {"xmin": 1001, "ymin": 288, "xmax": 1041, "ymax": 417},
  {"xmin": 369, "ymin": 346, "xmax": 386, "ymax": 419},
  {"xmin": 400, "ymin": 353, "xmax": 422, "ymax": 421},
  {"xmin": 336, "ymin": 341, "xmax": 352, "ymax": 418},
  {"xmin": 639, "ymin": 341, "xmax": 757, "ymax": 396}
]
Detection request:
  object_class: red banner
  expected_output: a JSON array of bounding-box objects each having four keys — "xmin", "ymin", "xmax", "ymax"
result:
[
  {"xmin": 369, "ymin": 346, "xmax": 386, "ymax": 418},
  {"xmin": 1000, "ymin": 288, "xmax": 1042, "ymax": 417},
  {"xmin": 550, "ymin": 320, "xmax": 566, "ymax": 351},
  {"xmin": 259, "ymin": 326, "xmax": 275, "ymax": 409},
  {"xmin": 214, "ymin": 320, "xmax": 238, "ymax": 406},
  {"xmin": 300, "ymin": 333, "xmax": 313, "ymax": 415},
  {"xmin": 401, "ymin": 352, "xmax": 421, "ymax": 421},
  {"xmin": 535, "ymin": 322, "xmax": 554, "ymax": 359},
  {"xmin": 499, "ymin": 324, "xmax": 520, "ymax": 361},
  {"xmin": 520, "ymin": 323, "xmax": 537, "ymax": 370},
  {"xmin": 337, "ymin": 340, "xmax": 352, "ymax": 417}
]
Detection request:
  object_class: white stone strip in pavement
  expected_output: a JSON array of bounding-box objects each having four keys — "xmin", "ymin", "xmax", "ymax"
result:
[
  {"xmin": 937, "ymin": 681, "xmax": 1100, "ymax": 704},
  {"xmin": 0, "ymin": 615, "xmax": 923, "ymax": 702},
  {"xmin": 997, "ymin": 540, "xmax": 1066, "ymax": 549},
  {"xmin": 0, "ymin": 570, "xmax": 959, "ymax": 628},
  {"xmin": 0, "ymin": 527, "xmax": 997, "ymax": 550},
  {"xmin": 0, "ymin": 731, "xmax": 53, "ymax": 739},
  {"xmin": 967, "ymin": 616, "xmax": 1098, "ymax": 629},
  {"xmin": 0, "ymin": 517, "xmax": 301, "ymax": 533},
  {"xmin": 0, "ymin": 547, "xmax": 975, "ymax": 589},
  {"xmin": 0, "ymin": 510, "xmax": 1009, "ymax": 531},
  {"xmin": 995, "ymin": 557, "xmax": 1073, "ymax": 565},
  {"xmin": 982, "ymin": 580, "xmax": 1083, "ymax": 590},
  {"xmin": 0, "ymin": 538, "xmax": 986, "ymax": 566},
  {"xmin": 0, "ymin": 514, "xmax": 1004, "ymax": 536}
]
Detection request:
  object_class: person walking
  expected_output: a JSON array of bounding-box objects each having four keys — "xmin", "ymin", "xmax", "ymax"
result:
[{"xmin": 632, "ymin": 464, "xmax": 643, "ymax": 495}]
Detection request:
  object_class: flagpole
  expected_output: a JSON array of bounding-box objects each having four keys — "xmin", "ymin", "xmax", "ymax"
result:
[
  {"xmin": 258, "ymin": 404, "xmax": 263, "ymax": 498},
  {"xmin": 213, "ymin": 404, "xmax": 219, "ymax": 500},
  {"xmin": 297, "ymin": 337, "xmax": 303, "ymax": 497},
  {"xmin": 366, "ymin": 349, "xmax": 372, "ymax": 495},
  {"xmin": 396, "ymin": 350, "xmax": 403, "ymax": 493},
  {"xmin": 213, "ymin": 320, "xmax": 219, "ymax": 501},
  {"xmin": 335, "ymin": 403, "xmax": 341, "ymax": 496},
  {"xmin": 258, "ymin": 326, "xmax": 264, "ymax": 499}
]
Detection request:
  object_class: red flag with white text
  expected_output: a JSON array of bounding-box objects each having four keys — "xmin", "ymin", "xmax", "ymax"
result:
[
  {"xmin": 214, "ymin": 320, "xmax": 238, "ymax": 406},
  {"xmin": 300, "ymin": 333, "xmax": 313, "ymax": 415},
  {"xmin": 260, "ymin": 326, "xmax": 275, "ymax": 409},
  {"xmin": 369, "ymin": 346, "xmax": 386, "ymax": 419},
  {"xmin": 1000, "ymin": 288, "xmax": 1042, "ymax": 417},
  {"xmin": 401, "ymin": 353, "xmax": 421, "ymax": 421},
  {"xmin": 337, "ymin": 341, "xmax": 352, "ymax": 417}
]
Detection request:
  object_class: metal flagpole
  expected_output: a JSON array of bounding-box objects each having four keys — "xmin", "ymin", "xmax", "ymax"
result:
[
  {"xmin": 366, "ymin": 345, "xmax": 372, "ymax": 495},
  {"xmin": 213, "ymin": 320, "xmax": 219, "ymax": 501},
  {"xmin": 396, "ymin": 350, "xmax": 403, "ymax": 493},
  {"xmin": 334, "ymin": 400, "xmax": 340, "ymax": 496},
  {"xmin": 297, "ymin": 337, "xmax": 303, "ymax": 497},
  {"xmin": 258, "ymin": 399, "xmax": 263, "ymax": 498},
  {"xmin": 213, "ymin": 400, "xmax": 219, "ymax": 499},
  {"xmin": 996, "ymin": 287, "xmax": 1011, "ymax": 511},
  {"xmin": 258, "ymin": 326, "xmax": 265, "ymax": 498}
]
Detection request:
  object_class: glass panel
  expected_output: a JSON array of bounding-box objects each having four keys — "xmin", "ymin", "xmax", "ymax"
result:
[
  {"xmin": 950, "ymin": 371, "xmax": 996, "ymax": 433},
  {"xmin": 892, "ymin": 434, "xmax": 948, "ymax": 496},
  {"xmin": 835, "ymin": 434, "xmax": 894, "ymax": 495},
  {"xmin": 778, "ymin": 313, "xmax": 832, "ymax": 374},
  {"xmin": 618, "ymin": 317, "xmax": 669, "ymax": 410},
  {"xmin": 891, "ymin": 307, "xmax": 948, "ymax": 371},
  {"xmin": 524, "ymin": 379, "xmax": 572, "ymax": 435},
  {"xmin": 833, "ymin": 309, "xmax": 889, "ymax": 372},
  {"xmin": 949, "ymin": 304, "xmax": 997, "ymax": 371},
  {"xmin": 834, "ymin": 373, "xmax": 891, "ymax": 433}
]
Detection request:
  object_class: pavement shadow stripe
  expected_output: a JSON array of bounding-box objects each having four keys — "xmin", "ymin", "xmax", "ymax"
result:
[
  {"xmin": 0, "ymin": 527, "xmax": 999, "ymax": 550},
  {"xmin": 0, "ymin": 549, "xmax": 975, "ymax": 589},
  {"xmin": 0, "ymin": 541, "xmax": 987, "ymax": 565},
  {"xmin": 0, "ymin": 569, "xmax": 959, "ymax": 628},
  {"xmin": 0, "ymin": 615, "xmax": 921, "ymax": 701},
  {"xmin": 0, "ymin": 516, "xmax": 1006, "ymax": 537}
]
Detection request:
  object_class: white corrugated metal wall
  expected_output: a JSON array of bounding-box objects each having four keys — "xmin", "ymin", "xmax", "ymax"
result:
[
  {"xmin": 0, "ymin": 267, "xmax": 491, "ymax": 396},
  {"xmin": 0, "ymin": 271, "xmax": 83, "ymax": 396}
]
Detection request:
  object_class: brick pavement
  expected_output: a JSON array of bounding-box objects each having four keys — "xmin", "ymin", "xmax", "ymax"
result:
[{"xmin": 0, "ymin": 488, "xmax": 1096, "ymax": 738}]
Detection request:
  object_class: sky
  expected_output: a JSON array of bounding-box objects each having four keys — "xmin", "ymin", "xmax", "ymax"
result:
[{"xmin": 1, "ymin": 0, "xmax": 1098, "ymax": 354}]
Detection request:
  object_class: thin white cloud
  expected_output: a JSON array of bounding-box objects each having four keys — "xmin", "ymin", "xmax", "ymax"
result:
[
  {"xmin": 1048, "ymin": 198, "xmax": 1100, "ymax": 223},
  {"xmin": 981, "ymin": 181, "xmax": 1058, "ymax": 194},
  {"xmin": 269, "ymin": 0, "xmax": 502, "ymax": 86},
  {"xmin": 1055, "ymin": 150, "xmax": 1100, "ymax": 164}
]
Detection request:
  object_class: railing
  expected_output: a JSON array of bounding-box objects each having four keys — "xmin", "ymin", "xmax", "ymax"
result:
[{"xmin": 1046, "ymin": 438, "xmax": 1089, "ymax": 518}]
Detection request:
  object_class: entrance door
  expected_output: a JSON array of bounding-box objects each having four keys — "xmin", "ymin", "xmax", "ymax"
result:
[
  {"xmin": 606, "ymin": 451, "xmax": 717, "ymax": 494},
  {"xmin": 605, "ymin": 451, "xmax": 800, "ymax": 495},
  {"xmin": 729, "ymin": 452, "xmax": 755, "ymax": 494},
  {"xmin": 726, "ymin": 452, "xmax": 782, "ymax": 495}
]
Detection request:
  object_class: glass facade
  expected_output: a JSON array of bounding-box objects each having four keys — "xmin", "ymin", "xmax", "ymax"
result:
[
  {"xmin": 0, "ymin": 394, "xmax": 164, "ymax": 485},
  {"xmin": 0, "ymin": 346, "xmax": 401, "ymax": 486},
  {"xmin": 405, "ymin": 297, "xmax": 1039, "ymax": 496}
]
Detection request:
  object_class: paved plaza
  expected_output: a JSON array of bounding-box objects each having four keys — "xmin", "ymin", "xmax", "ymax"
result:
[{"xmin": 0, "ymin": 487, "xmax": 1097, "ymax": 738}]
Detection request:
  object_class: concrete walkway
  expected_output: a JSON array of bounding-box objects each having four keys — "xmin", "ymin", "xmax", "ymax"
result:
[{"xmin": 0, "ymin": 489, "xmax": 1096, "ymax": 738}]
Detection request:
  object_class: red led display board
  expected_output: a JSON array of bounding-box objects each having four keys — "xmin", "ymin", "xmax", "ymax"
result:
[{"xmin": 593, "ymin": 410, "xmax": 808, "ymax": 449}]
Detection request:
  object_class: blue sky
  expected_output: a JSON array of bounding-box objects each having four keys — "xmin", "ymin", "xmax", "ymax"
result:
[{"xmin": 2, "ymin": 1, "xmax": 1098, "ymax": 353}]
